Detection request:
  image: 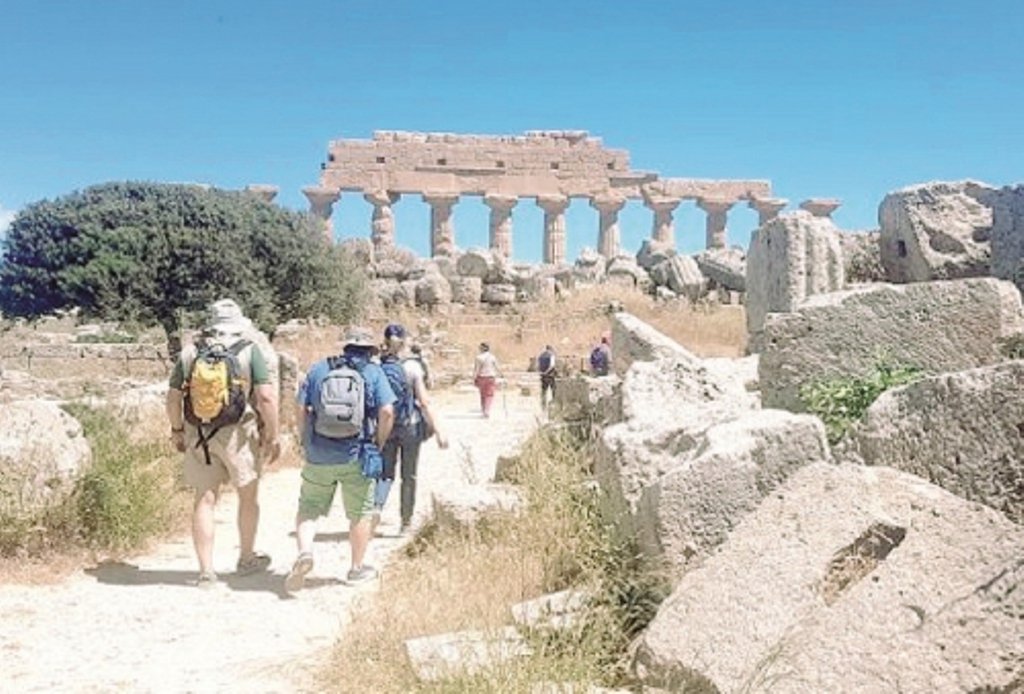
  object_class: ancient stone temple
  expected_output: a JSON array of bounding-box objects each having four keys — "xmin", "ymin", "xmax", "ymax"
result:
[{"xmin": 304, "ymin": 130, "xmax": 778, "ymax": 261}]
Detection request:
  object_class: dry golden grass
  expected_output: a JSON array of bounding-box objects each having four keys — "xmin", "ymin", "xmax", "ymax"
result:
[
  {"xmin": 323, "ymin": 428, "xmax": 669, "ymax": 693},
  {"xmin": 276, "ymin": 286, "xmax": 746, "ymax": 381}
]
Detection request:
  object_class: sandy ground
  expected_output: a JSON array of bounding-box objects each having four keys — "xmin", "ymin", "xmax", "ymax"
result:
[{"xmin": 0, "ymin": 388, "xmax": 542, "ymax": 693}]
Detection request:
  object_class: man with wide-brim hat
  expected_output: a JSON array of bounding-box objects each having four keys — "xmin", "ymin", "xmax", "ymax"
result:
[
  {"xmin": 285, "ymin": 325, "xmax": 395, "ymax": 591},
  {"xmin": 165, "ymin": 297, "xmax": 281, "ymax": 589}
]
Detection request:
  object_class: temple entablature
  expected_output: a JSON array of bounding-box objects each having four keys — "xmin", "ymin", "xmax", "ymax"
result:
[{"xmin": 305, "ymin": 130, "xmax": 842, "ymax": 259}]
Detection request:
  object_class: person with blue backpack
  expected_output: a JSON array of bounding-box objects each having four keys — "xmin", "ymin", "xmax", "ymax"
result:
[
  {"xmin": 373, "ymin": 323, "xmax": 449, "ymax": 536},
  {"xmin": 284, "ymin": 326, "xmax": 395, "ymax": 592}
]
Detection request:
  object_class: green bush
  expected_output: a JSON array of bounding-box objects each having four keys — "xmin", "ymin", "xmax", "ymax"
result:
[
  {"xmin": 0, "ymin": 404, "xmax": 183, "ymax": 556},
  {"xmin": 800, "ymin": 362, "xmax": 923, "ymax": 444}
]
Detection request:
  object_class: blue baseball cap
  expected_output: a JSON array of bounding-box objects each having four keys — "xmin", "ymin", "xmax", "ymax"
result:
[{"xmin": 384, "ymin": 323, "xmax": 406, "ymax": 339}]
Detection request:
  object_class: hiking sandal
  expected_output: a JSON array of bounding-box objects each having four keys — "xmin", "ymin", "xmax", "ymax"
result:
[
  {"xmin": 284, "ymin": 552, "xmax": 314, "ymax": 593},
  {"xmin": 236, "ymin": 551, "xmax": 272, "ymax": 576},
  {"xmin": 196, "ymin": 571, "xmax": 219, "ymax": 589}
]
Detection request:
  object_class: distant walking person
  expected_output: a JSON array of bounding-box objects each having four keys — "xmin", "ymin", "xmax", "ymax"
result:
[
  {"xmin": 165, "ymin": 299, "xmax": 281, "ymax": 589},
  {"xmin": 284, "ymin": 327, "xmax": 395, "ymax": 592},
  {"xmin": 589, "ymin": 335, "xmax": 612, "ymax": 376},
  {"xmin": 409, "ymin": 343, "xmax": 433, "ymax": 390},
  {"xmin": 373, "ymin": 324, "xmax": 449, "ymax": 535},
  {"xmin": 537, "ymin": 344, "xmax": 557, "ymax": 409},
  {"xmin": 473, "ymin": 342, "xmax": 501, "ymax": 418}
]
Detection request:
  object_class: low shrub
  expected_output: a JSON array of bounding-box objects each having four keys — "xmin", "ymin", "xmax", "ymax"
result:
[
  {"xmin": 0, "ymin": 404, "xmax": 184, "ymax": 556},
  {"xmin": 799, "ymin": 361, "xmax": 923, "ymax": 444}
]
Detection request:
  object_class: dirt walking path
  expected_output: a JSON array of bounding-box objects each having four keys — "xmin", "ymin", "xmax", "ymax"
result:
[{"xmin": 0, "ymin": 388, "xmax": 542, "ymax": 693}]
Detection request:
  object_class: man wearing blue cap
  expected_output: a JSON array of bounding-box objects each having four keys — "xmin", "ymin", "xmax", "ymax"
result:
[{"xmin": 375, "ymin": 322, "xmax": 448, "ymax": 535}]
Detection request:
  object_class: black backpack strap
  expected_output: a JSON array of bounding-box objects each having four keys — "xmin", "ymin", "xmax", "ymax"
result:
[{"xmin": 194, "ymin": 424, "xmax": 218, "ymax": 465}]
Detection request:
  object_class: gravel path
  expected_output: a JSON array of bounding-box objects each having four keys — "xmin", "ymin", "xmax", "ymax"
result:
[{"xmin": 0, "ymin": 388, "xmax": 541, "ymax": 693}]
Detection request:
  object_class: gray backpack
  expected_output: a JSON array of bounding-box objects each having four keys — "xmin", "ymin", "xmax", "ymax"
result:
[{"xmin": 313, "ymin": 356, "xmax": 365, "ymax": 440}]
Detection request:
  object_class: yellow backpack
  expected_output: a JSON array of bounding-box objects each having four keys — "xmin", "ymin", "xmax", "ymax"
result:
[{"xmin": 184, "ymin": 340, "xmax": 251, "ymax": 428}]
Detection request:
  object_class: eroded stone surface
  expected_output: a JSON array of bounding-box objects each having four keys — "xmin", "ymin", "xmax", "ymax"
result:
[
  {"xmin": 879, "ymin": 180, "xmax": 996, "ymax": 283},
  {"xmin": 759, "ymin": 278, "xmax": 1024, "ymax": 411},
  {"xmin": 633, "ymin": 463, "xmax": 1024, "ymax": 693},
  {"xmin": 855, "ymin": 361, "xmax": 1024, "ymax": 523}
]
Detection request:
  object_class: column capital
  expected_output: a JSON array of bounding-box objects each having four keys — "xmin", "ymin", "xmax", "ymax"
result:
[
  {"xmin": 799, "ymin": 198, "xmax": 842, "ymax": 217},
  {"xmin": 643, "ymin": 194, "xmax": 681, "ymax": 213},
  {"xmin": 302, "ymin": 185, "xmax": 340, "ymax": 206},
  {"xmin": 748, "ymin": 196, "xmax": 789, "ymax": 216},
  {"xmin": 245, "ymin": 184, "xmax": 279, "ymax": 203},
  {"xmin": 422, "ymin": 191, "xmax": 460, "ymax": 207},
  {"xmin": 537, "ymin": 194, "xmax": 570, "ymax": 214},
  {"xmin": 364, "ymin": 189, "xmax": 400, "ymax": 207},
  {"xmin": 483, "ymin": 193, "xmax": 518, "ymax": 211},
  {"xmin": 590, "ymin": 193, "xmax": 626, "ymax": 213},
  {"xmin": 696, "ymin": 197, "xmax": 736, "ymax": 214}
]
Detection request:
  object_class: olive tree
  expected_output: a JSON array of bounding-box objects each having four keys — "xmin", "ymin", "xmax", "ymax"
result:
[{"xmin": 0, "ymin": 182, "xmax": 367, "ymax": 354}]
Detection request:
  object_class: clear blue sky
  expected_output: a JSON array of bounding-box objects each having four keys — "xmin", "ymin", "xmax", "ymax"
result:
[{"xmin": 1, "ymin": 0, "xmax": 1021, "ymax": 262}]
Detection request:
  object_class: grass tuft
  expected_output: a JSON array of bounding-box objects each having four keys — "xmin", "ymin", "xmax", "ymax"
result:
[
  {"xmin": 324, "ymin": 426, "xmax": 670, "ymax": 693},
  {"xmin": 0, "ymin": 403, "xmax": 186, "ymax": 557}
]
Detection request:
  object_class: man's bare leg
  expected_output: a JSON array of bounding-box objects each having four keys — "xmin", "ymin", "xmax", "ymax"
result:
[
  {"xmin": 236, "ymin": 480, "xmax": 260, "ymax": 561},
  {"xmin": 192, "ymin": 488, "xmax": 218, "ymax": 574},
  {"xmin": 349, "ymin": 516, "xmax": 374, "ymax": 569}
]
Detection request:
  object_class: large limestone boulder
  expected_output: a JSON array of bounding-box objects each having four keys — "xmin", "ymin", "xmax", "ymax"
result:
[
  {"xmin": 595, "ymin": 341, "xmax": 760, "ymax": 523},
  {"xmin": 372, "ymin": 244, "xmax": 418, "ymax": 281},
  {"xmin": 694, "ymin": 246, "xmax": 746, "ymax": 292},
  {"xmin": 573, "ymin": 247, "xmax": 606, "ymax": 284},
  {"xmin": 486, "ymin": 255, "xmax": 520, "ymax": 285},
  {"xmin": 746, "ymin": 211, "xmax": 845, "ymax": 340},
  {"xmin": 415, "ymin": 270, "xmax": 452, "ymax": 307},
  {"xmin": 990, "ymin": 184, "xmax": 1024, "ymax": 290},
  {"xmin": 636, "ymin": 409, "xmax": 831, "ymax": 574},
  {"xmin": 759, "ymin": 277, "xmax": 1024, "ymax": 411},
  {"xmin": 839, "ymin": 229, "xmax": 886, "ymax": 283},
  {"xmin": 855, "ymin": 361, "xmax": 1024, "ymax": 523},
  {"xmin": 649, "ymin": 255, "xmax": 705, "ymax": 301},
  {"xmin": 636, "ymin": 239, "xmax": 676, "ymax": 271},
  {"xmin": 879, "ymin": 180, "xmax": 996, "ymax": 283},
  {"xmin": 633, "ymin": 463, "xmax": 1024, "ymax": 693},
  {"xmin": 448, "ymin": 276, "xmax": 482, "ymax": 305},
  {"xmin": 455, "ymin": 247, "xmax": 494, "ymax": 279},
  {"xmin": 606, "ymin": 255, "xmax": 650, "ymax": 290},
  {"xmin": 0, "ymin": 400, "xmax": 93, "ymax": 521},
  {"xmin": 480, "ymin": 283, "xmax": 516, "ymax": 306}
]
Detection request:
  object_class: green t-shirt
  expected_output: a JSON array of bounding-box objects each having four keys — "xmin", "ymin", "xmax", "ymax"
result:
[{"xmin": 169, "ymin": 342, "xmax": 270, "ymax": 390}]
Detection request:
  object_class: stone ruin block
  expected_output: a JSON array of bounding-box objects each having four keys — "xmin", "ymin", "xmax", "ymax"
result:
[
  {"xmin": 455, "ymin": 247, "xmax": 494, "ymax": 279},
  {"xmin": 481, "ymin": 283, "xmax": 516, "ymax": 306},
  {"xmin": 745, "ymin": 211, "xmax": 845, "ymax": 344},
  {"xmin": 404, "ymin": 626, "xmax": 530, "ymax": 683},
  {"xmin": 636, "ymin": 238, "xmax": 676, "ymax": 270},
  {"xmin": 990, "ymin": 183, "xmax": 1024, "ymax": 290},
  {"xmin": 610, "ymin": 312, "xmax": 698, "ymax": 374},
  {"xmin": 758, "ymin": 277, "xmax": 1024, "ymax": 411},
  {"xmin": 694, "ymin": 246, "xmax": 746, "ymax": 292},
  {"xmin": 649, "ymin": 255, "xmax": 705, "ymax": 302},
  {"xmin": 633, "ymin": 463, "xmax": 1024, "ymax": 693},
  {"xmin": 595, "ymin": 350, "xmax": 759, "ymax": 523},
  {"xmin": 636, "ymin": 409, "xmax": 831, "ymax": 575},
  {"xmin": 430, "ymin": 484, "xmax": 523, "ymax": 531},
  {"xmin": 448, "ymin": 276, "xmax": 482, "ymax": 305},
  {"xmin": 855, "ymin": 361, "xmax": 1024, "ymax": 523},
  {"xmin": 878, "ymin": 180, "xmax": 995, "ymax": 283},
  {"xmin": 414, "ymin": 271, "xmax": 452, "ymax": 306}
]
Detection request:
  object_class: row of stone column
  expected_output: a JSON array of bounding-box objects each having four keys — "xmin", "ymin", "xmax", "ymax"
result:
[{"xmin": 301, "ymin": 186, "xmax": 842, "ymax": 262}]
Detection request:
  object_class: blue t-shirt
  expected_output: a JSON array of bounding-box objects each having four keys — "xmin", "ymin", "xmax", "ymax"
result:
[{"xmin": 297, "ymin": 351, "xmax": 396, "ymax": 465}]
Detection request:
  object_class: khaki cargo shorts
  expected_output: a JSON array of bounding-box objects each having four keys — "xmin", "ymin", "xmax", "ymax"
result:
[{"xmin": 183, "ymin": 414, "xmax": 261, "ymax": 492}]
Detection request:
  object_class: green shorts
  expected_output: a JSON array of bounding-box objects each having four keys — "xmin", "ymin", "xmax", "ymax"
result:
[{"xmin": 297, "ymin": 462, "xmax": 375, "ymax": 522}]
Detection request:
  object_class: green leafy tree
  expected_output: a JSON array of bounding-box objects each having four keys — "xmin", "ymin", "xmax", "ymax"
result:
[{"xmin": 0, "ymin": 182, "xmax": 367, "ymax": 353}]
